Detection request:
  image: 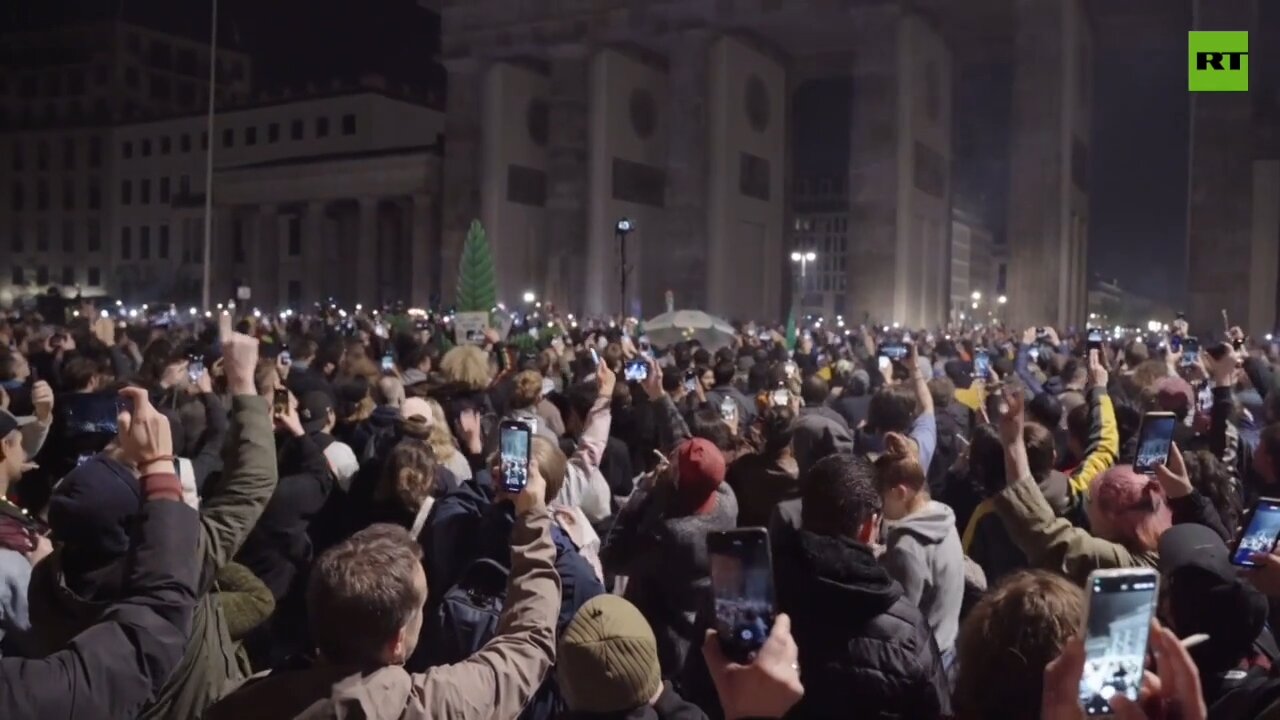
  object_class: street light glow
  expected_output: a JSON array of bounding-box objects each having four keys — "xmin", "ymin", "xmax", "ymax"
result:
[
  {"xmin": 790, "ymin": 251, "xmax": 802, "ymax": 262},
  {"xmin": 971, "ymin": 291, "xmax": 982, "ymax": 301},
  {"xmin": 997, "ymin": 295, "xmax": 1007, "ymax": 305},
  {"xmin": 522, "ymin": 291, "xmax": 536, "ymax": 303}
]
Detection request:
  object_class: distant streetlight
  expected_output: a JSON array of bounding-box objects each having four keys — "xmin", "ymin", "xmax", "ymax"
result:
[
  {"xmin": 522, "ymin": 291, "xmax": 536, "ymax": 304},
  {"xmin": 997, "ymin": 295, "xmax": 1007, "ymax": 305},
  {"xmin": 971, "ymin": 290, "xmax": 982, "ymax": 302}
]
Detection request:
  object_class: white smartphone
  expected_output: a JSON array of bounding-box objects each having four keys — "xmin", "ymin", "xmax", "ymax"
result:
[{"xmin": 1079, "ymin": 568, "xmax": 1160, "ymax": 716}]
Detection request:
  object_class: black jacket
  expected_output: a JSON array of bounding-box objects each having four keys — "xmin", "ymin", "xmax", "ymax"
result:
[
  {"xmin": 563, "ymin": 683, "xmax": 708, "ymax": 720},
  {"xmin": 829, "ymin": 393, "xmax": 871, "ymax": 431},
  {"xmin": 0, "ymin": 496, "xmax": 199, "ymax": 720},
  {"xmin": 775, "ymin": 528, "xmax": 950, "ymax": 720}
]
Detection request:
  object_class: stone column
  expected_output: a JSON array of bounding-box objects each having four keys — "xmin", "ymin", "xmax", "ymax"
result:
[
  {"xmin": 254, "ymin": 205, "xmax": 279, "ymax": 310},
  {"xmin": 303, "ymin": 201, "xmax": 325, "ymax": 308},
  {"xmin": 441, "ymin": 58, "xmax": 484, "ymax": 307},
  {"xmin": 546, "ymin": 46, "xmax": 589, "ymax": 311},
  {"xmin": 1187, "ymin": 0, "xmax": 1257, "ymax": 334},
  {"xmin": 409, "ymin": 192, "xmax": 434, "ymax": 308},
  {"xmin": 847, "ymin": 7, "xmax": 902, "ymax": 324},
  {"xmin": 356, "ymin": 196, "xmax": 379, "ymax": 306},
  {"xmin": 663, "ymin": 29, "xmax": 713, "ymax": 312}
]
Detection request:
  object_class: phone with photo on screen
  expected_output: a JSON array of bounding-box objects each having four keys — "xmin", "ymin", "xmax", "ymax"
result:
[
  {"xmin": 708, "ymin": 528, "xmax": 776, "ymax": 664},
  {"xmin": 1232, "ymin": 497, "xmax": 1280, "ymax": 567},
  {"xmin": 973, "ymin": 350, "xmax": 992, "ymax": 381},
  {"xmin": 1132, "ymin": 411, "xmax": 1176, "ymax": 475},
  {"xmin": 499, "ymin": 420, "xmax": 532, "ymax": 493},
  {"xmin": 1180, "ymin": 336, "xmax": 1199, "ymax": 367},
  {"xmin": 1079, "ymin": 568, "xmax": 1159, "ymax": 716},
  {"xmin": 1087, "ymin": 327, "xmax": 1104, "ymax": 353}
]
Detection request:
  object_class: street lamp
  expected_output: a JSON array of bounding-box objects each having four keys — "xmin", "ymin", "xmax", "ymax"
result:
[
  {"xmin": 997, "ymin": 295, "xmax": 1007, "ymax": 305},
  {"xmin": 790, "ymin": 251, "xmax": 818, "ymax": 305},
  {"xmin": 522, "ymin": 290, "xmax": 536, "ymax": 304},
  {"xmin": 971, "ymin": 290, "xmax": 982, "ymax": 302},
  {"xmin": 615, "ymin": 218, "xmax": 635, "ymax": 316}
]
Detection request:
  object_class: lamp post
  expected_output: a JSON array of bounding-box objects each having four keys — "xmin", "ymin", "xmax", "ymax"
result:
[
  {"xmin": 200, "ymin": 0, "xmax": 218, "ymax": 311},
  {"xmin": 615, "ymin": 218, "xmax": 634, "ymax": 316},
  {"xmin": 790, "ymin": 250, "xmax": 817, "ymax": 308}
]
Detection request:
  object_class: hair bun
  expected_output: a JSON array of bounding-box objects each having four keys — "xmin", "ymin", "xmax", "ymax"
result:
[{"xmin": 882, "ymin": 432, "xmax": 913, "ymax": 460}]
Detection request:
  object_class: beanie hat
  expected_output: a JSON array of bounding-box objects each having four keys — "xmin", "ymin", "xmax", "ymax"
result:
[
  {"xmin": 48, "ymin": 455, "xmax": 142, "ymax": 562},
  {"xmin": 558, "ymin": 595, "xmax": 662, "ymax": 714},
  {"xmin": 1155, "ymin": 376, "xmax": 1194, "ymax": 416},
  {"xmin": 675, "ymin": 438, "xmax": 725, "ymax": 515}
]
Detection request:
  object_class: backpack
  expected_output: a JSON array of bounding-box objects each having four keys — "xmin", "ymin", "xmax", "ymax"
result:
[{"xmin": 426, "ymin": 557, "xmax": 509, "ymax": 665}]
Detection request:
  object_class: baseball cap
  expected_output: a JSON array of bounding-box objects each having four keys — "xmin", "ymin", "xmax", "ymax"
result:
[
  {"xmin": 297, "ymin": 391, "xmax": 334, "ymax": 434},
  {"xmin": 0, "ymin": 409, "xmax": 35, "ymax": 448}
]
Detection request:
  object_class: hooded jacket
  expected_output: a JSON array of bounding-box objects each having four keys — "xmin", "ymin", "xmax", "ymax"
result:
[
  {"xmin": 26, "ymin": 395, "xmax": 278, "ymax": 720},
  {"xmin": 775, "ymin": 528, "xmax": 950, "ymax": 719},
  {"xmin": 880, "ymin": 500, "xmax": 965, "ymax": 654},
  {"xmin": 961, "ymin": 469, "xmax": 1071, "ymax": 585},
  {"xmin": 205, "ymin": 507, "xmax": 562, "ymax": 720}
]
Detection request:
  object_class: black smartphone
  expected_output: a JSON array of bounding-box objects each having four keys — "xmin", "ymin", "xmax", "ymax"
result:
[
  {"xmin": 279, "ymin": 344, "xmax": 291, "ymax": 366},
  {"xmin": 708, "ymin": 528, "xmax": 776, "ymax": 664},
  {"xmin": 1079, "ymin": 569, "xmax": 1159, "ymax": 716},
  {"xmin": 683, "ymin": 370, "xmax": 697, "ymax": 393},
  {"xmin": 61, "ymin": 391, "xmax": 125, "ymax": 437},
  {"xmin": 1133, "ymin": 411, "xmax": 1176, "ymax": 474},
  {"xmin": 187, "ymin": 358, "xmax": 205, "ymax": 384},
  {"xmin": 499, "ymin": 420, "xmax": 532, "ymax": 493},
  {"xmin": 1180, "ymin": 336, "xmax": 1199, "ymax": 367},
  {"xmin": 1232, "ymin": 497, "xmax": 1280, "ymax": 567},
  {"xmin": 878, "ymin": 341, "xmax": 908, "ymax": 363},
  {"xmin": 973, "ymin": 350, "xmax": 992, "ymax": 381},
  {"xmin": 272, "ymin": 388, "xmax": 290, "ymax": 415},
  {"xmin": 381, "ymin": 353, "xmax": 395, "ymax": 373},
  {"xmin": 1087, "ymin": 327, "xmax": 1104, "ymax": 353},
  {"xmin": 623, "ymin": 358, "xmax": 649, "ymax": 383}
]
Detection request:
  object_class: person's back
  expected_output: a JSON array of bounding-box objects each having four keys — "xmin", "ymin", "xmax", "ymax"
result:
[{"xmin": 774, "ymin": 454, "xmax": 949, "ymax": 719}]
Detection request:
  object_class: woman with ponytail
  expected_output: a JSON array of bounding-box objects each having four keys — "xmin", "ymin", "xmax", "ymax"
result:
[{"xmin": 875, "ymin": 431, "xmax": 965, "ymax": 663}]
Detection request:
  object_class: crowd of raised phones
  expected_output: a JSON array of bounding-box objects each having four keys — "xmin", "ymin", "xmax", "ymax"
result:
[{"xmin": 0, "ymin": 305, "xmax": 1278, "ymax": 720}]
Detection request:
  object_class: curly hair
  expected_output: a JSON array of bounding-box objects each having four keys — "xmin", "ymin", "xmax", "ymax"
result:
[
  {"xmin": 1182, "ymin": 448, "xmax": 1243, "ymax": 535},
  {"xmin": 377, "ymin": 441, "xmax": 437, "ymax": 515},
  {"xmin": 954, "ymin": 570, "xmax": 1085, "ymax": 720},
  {"xmin": 510, "ymin": 370, "xmax": 543, "ymax": 411},
  {"xmin": 440, "ymin": 345, "xmax": 491, "ymax": 391}
]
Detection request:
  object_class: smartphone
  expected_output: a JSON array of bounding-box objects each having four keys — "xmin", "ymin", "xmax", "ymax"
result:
[
  {"xmin": 719, "ymin": 396, "xmax": 738, "ymax": 423},
  {"xmin": 1079, "ymin": 568, "xmax": 1159, "ymax": 716},
  {"xmin": 188, "ymin": 359, "xmax": 205, "ymax": 384},
  {"xmin": 878, "ymin": 342, "xmax": 908, "ymax": 363},
  {"xmin": 61, "ymin": 391, "xmax": 126, "ymax": 437},
  {"xmin": 623, "ymin": 358, "xmax": 649, "ymax": 383},
  {"xmin": 381, "ymin": 353, "xmax": 395, "ymax": 373},
  {"xmin": 273, "ymin": 388, "xmax": 290, "ymax": 415},
  {"xmin": 1133, "ymin": 411, "xmax": 1176, "ymax": 474},
  {"xmin": 783, "ymin": 361, "xmax": 798, "ymax": 379},
  {"xmin": 973, "ymin": 350, "xmax": 992, "ymax": 381},
  {"xmin": 769, "ymin": 388, "xmax": 790, "ymax": 407},
  {"xmin": 279, "ymin": 350, "xmax": 292, "ymax": 366},
  {"xmin": 498, "ymin": 420, "xmax": 533, "ymax": 493},
  {"xmin": 589, "ymin": 347, "xmax": 601, "ymax": 367},
  {"xmin": 1169, "ymin": 335, "xmax": 1182, "ymax": 353},
  {"xmin": 1087, "ymin": 328, "xmax": 1104, "ymax": 353},
  {"xmin": 1231, "ymin": 497, "xmax": 1280, "ymax": 567},
  {"xmin": 708, "ymin": 528, "xmax": 777, "ymax": 664},
  {"xmin": 1180, "ymin": 336, "xmax": 1199, "ymax": 367}
]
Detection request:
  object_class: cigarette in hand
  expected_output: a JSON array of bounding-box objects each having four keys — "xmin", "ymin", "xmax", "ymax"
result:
[{"xmin": 1180, "ymin": 633, "xmax": 1209, "ymax": 649}]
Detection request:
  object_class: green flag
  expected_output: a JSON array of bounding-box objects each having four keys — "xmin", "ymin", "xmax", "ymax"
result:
[{"xmin": 785, "ymin": 306, "xmax": 797, "ymax": 351}]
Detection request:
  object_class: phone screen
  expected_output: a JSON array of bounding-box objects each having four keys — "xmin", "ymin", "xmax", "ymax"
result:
[
  {"xmin": 499, "ymin": 422, "xmax": 532, "ymax": 493},
  {"xmin": 381, "ymin": 354, "xmax": 395, "ymax": 373},
  {"xmin": 1087, "ymin": 328, "xmax": 1104, "ymax": 351},
  {"xmin": 1080, "ymin": 571, "xmax": 1158, "ymax": 715},
  {"xmin": 61, "ymin": 392, "xmax": 124, "ymax": 437},
  {"xmin": 273, "ymin": 389, "xmax": 290, "ymax": 415},
  {"xmin": 1180, "ymin": 337, "xmax": 1199, "ymax": 367},
  {"xmin": 188, "ymin": 360, "xmax": 205, "ymax": 384},
  {"xmin": 770, "ymin": 388, "xmax": 790, "ymax": 407},
  {"xmin": 589, "ymin": 348, "xmax": 601, "ymax": 367},
  {"xmin": 719, "ymin": 397, "xmax": 738, "ymax": 422},
  {"xmin": 708, "ymin": 529, "xmax": 776, "ymax": 664},
  {"xmin": 279, "ymin": 350, "xmax": 292, "ymax": 366},
  {"xmin": 623, "ymin": 359, "xmax": 649, "ymax": 383},
  {"xmin": 1233, "ymin": 499, "xmax": 1280, "ymax": 567},
  {"xmin": 973, "ymin": 350, "xmax": 991, "ymax": 380},
  {"xmin": 1133, "ymin": 413, "xmax": 1176, "ymax": 474},
  {"xmin": 878, "ymin": 342, "xmax": 908, "ymax": 362}
]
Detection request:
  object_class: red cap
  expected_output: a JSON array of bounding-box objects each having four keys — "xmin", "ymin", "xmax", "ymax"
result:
[{"xmin": 675, "ymin": 438, "xmax": 726, "ymax": 515}]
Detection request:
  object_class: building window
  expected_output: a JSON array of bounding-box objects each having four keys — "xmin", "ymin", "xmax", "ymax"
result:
[
  {"xmin": 160, "ymin": 177, "xmax": 170, "ymax": 202},
  {"xmin": 149, "ymin": 74, "xmax": 171, "ymax": 100},
  {"xmin": 63, "ymin": 138, "xmax": 75, "ymax": 169},
  {"xmin": 268, "ymin": 122, "xmax": 279, "ymax": 143},
  {"xmin": 36, "ymin": 266, "xmax": 48, "ymax": 285},
  {"xmin": 287, "ymin": 216, "xmax": 301, "ymax": 256},
  {"xmin": 88, "ymin": 178, "xmax": 101, "ymax": 209},
  {"xmin": 140, "ymin": 226, "xmax": 151, "ymax": 259},
  {"xmin": 125, "ymin": 66, "xmax": 139, "ymax": 88},
  {"xmin": 88, "ymin": 267, "xmax": 100, "ymax": 286},
  {"xmin": 10, "ymin": 267, "xmax": 22, "ymax": 286},
  {"xmin": 61, "ymin": 266, "xmax": 73, "ymax": 286},
  {"xmin": 180, "ymin": 133, "xmax": 191, "ymax": 152},
  {"xmin": 291, "ymin": 119, "xmax": 304, "ymax": 140},
  {"xmin": 63, "ymin": 180, "xmax": 74, "ymax": 209},
  {"xmin": 37, "ymin": 141, "xmax": 49, "ymax": 170},
  {"xmin": 180, "ymin": 175, "xmax": 190, "ymax": 194},
  {"xmin": 11, "ymin": 143, "xmax": 22, "ymax": 171},
  {"xmin": 36, "ymin": 222, "xmax": 49, "ymax": 252},
  {"xmin": 201, "ymin": 131, "xmax": 208, "ymax": 150},
  {"xmin": 160, "ymin": 136, "xmax": 171, "ymax": 154},
  {"xmin": 232, "ymin": 219, "xmax": 245, "ymax": 263},
  {"xmin": 120, "ymin": 180, "xmax": 131, "ymax": 205},
  {"xmin": 11, "ymin": 183, "xmax": 23, "ymax": 211},
  {"xmin": 245, "ymin": 126, "xmax": 257, "ymax": 146},
  {"xmin": 222, "ymin": 128, "xmax": 233, "ymax": 148},
  {"xmin": 87, "ymin": 219, "xmax": 101, "ymax": 251},
  {"xmin": 121, "ymin": 227, "xmax": 132, "ymax": 259},
  {"xmin": 140, "ymin": 178, "xmax": 150, "ymax": 204},
  {"xmin": 141, "ymin": 139, "xmax": 151, "ymax": 157},
  {"xmin": 342, "ymin": 114, "xmax": 356, "ymax": 135},
  {"xmin": 122, "ymin": 140, "xmax": 133, "ymax": 159},
  {"xmin": 89, "ymin": 136, "xmax": 102, "ymax": 167},
  {"xmin": 159, "ymin": 225, "xmax": 170, "ymax": 259},
  {"xmin": 315, "ymin": 117, "xmax": 329, "ymax": 138},
  {"xmin": 288, "ymin": 280, "xmax": 301, "ymax": 305},
  {"xmin": 36, "ymin": 180, "xmax": 49, "ymax": 210},
  {"xmin": 10, "ymin": 223, "xmax": 22, "ymax": 252}
]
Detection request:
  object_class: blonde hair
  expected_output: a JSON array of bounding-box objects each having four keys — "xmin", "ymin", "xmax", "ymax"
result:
[
  {"xmin": 873, "ymin": 432, "xmax": 926, "ymax": 494},
  {"xmin": 440, "ymin": 345, "xmax": 491, "ymax": 390},
  {"xmin": 532, "ymin": 436, "xmax": 568, "ymax": 504},
  {"xmin": 423, "ymin": 398, "xmax": 459, "ymax": 464},
  {"xmin": 511, "ymin": 370, "xmax": 543, "ymax": 411}
]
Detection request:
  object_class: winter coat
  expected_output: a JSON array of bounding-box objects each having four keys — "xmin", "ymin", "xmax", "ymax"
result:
[
  {"xmin": 26, "ymin": 396, "xmax": 278, "ymax": 720},
  {"xmin": 725, "ymin": 452, "xmax": 799, "ymax": 529},
  {"xmin": 562, "ymin": 683, "xmax": 708, "ymax": 720},
  {"xmin": 775, "ymin": 528, "xmax": 950, "ymax": 719},
  {"xmin": 962, "ymin": 469, "xmax": 1072, "ymax": 585},
  {"xmin": 880, "ymin": 500, "xmax": 965, "ymax": 653}
]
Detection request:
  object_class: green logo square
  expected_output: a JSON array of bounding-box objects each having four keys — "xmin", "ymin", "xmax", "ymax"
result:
[{"xmin": 1189, "ymin": 31, "xmax": 1249, "ymax": 92}]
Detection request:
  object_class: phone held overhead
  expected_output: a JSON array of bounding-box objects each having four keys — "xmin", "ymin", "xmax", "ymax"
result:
[{"xmin": 1078, "ymin": 568, "xmax": 1159, "ymax": 716}]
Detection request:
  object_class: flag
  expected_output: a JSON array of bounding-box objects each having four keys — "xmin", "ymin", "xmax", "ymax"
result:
[{"xmin": 785, "ymin": 306, "xmax": 797, "ymax": 351}]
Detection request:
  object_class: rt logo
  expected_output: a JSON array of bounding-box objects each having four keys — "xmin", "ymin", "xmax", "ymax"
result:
[{"xmin": 1189, "ymin": 31, "xmax": 1249, "ymax": 92}]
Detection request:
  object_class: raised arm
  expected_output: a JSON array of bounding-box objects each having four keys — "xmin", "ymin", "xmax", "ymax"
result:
[
  {"xmin": 907, "ymin": 341, "xmax": 937, "ymax": 470},
  {"xmin": 196, "ymin": 333, "xmax": 278, "ymax": 591},
  {"xmin": 1068, "ymin": 352, "xmax": 1119, "ymax": 499},
  {"xmin": 639, "ymin": 359, "xmax": 691, "ymax": 452},
  {"xmin": 1015, "ymin": 328, "xmax": 1046, "ymax": 396}
]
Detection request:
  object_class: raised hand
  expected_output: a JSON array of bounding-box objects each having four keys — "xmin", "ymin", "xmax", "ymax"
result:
[{"xmin": 117, "ymin": 386, "xmax": 173, "ymax": 476}]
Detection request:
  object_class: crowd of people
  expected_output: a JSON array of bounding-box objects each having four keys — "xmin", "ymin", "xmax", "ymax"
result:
[{"xmin": 0, "ymin": 302, "xmax": 1278, "ymax": 719}]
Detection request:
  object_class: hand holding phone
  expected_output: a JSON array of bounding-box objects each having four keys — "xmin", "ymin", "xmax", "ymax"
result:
[
  {"xmin": 1233, "ymin": 498, "xmax": 1280, "ymax": 567},
  {"xmin": 1077, "ymin": 569, "xmax": 1159, "ymax": 715},
  {"xmin": 624, "ymin": 358, "xmax": 649, "ymax": 383},
  {"xmin": 498, "ymin": 420, "xmax": 533, "ymax": 493},
  {"xmin": 1133, "ymin": 412, "xmax": 1176, "ymax": 475},
  {"xmin": 708, "ymin": 528, "xmax": 777, "ymax": 664}
]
